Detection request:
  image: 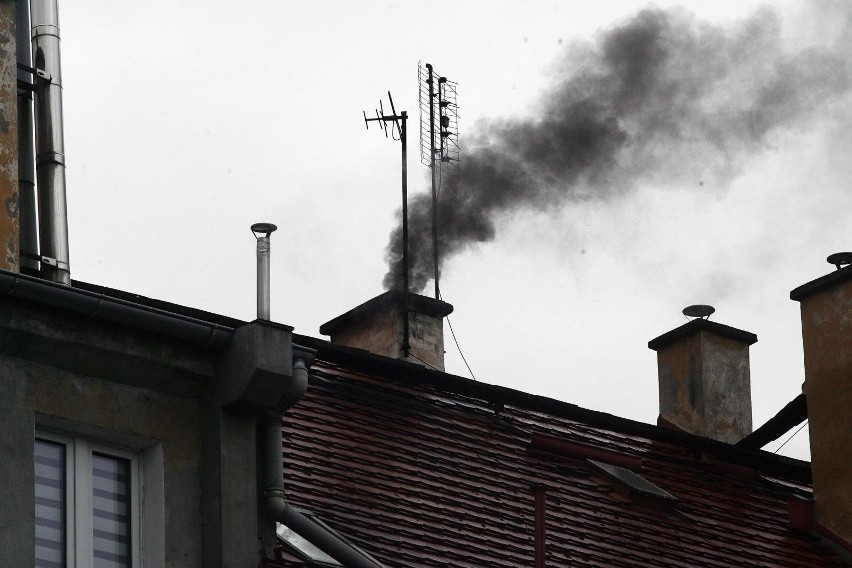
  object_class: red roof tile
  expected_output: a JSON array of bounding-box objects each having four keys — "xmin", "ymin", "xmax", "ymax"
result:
[{"xmin": 280, "ymin": 361, "xmax": 852, "ymax": 567}]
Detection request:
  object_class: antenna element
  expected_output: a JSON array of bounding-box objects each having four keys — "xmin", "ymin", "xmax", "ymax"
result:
[
  {"xmin": 419, "ymin": 62, "xmax": 459, "ymax": 299},
  {"xmin": 362, "ymin": 92, "xmax": 411, "ymax": 357}
]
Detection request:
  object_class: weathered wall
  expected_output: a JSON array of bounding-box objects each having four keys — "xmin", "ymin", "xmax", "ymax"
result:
[
  {"xmin": 0, "ymin": 357, "xmax": 35, "ymax": 567},
  {"xmin": 407, "ymin": 310, "xmax": 445, "ymax": 370},
  {"xmin": 699, "ymin": 333, "xmax": 753, "ymax": 442},
  {"xmin": 0, "ymin": 0, "xmax": 18, "ymax": 271},
  {"xmin": 327, "ymin": 299, "xmax": 448, "ymax": 370},
  {"xmin": 652, "ymin": 323, "xmax": 753, "ymax": 444},
  {"xmin": 0, "ymin": 346, "xmax": 206, "ymax": 566},
  {"xmin": 797, "ymin": 274, "xmax": 852, "ymax": 544},
  {"xmin": 0, "ymin": 298, "xmax": 214, "ymax": 566},
  {"xmin": 0, "ymin": 293, "xmax": 296, "ymax": 567},
  {"xmin": 331, "ymin": 307, "xmax": 400, "ymax": 360}
]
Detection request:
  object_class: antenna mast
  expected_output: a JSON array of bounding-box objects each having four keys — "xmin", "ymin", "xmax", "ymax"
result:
[
  {"xmin": 419, "ymin": 62, "xmax": 458, "ymax": 300},
  {"xmin": 363, "ymin": 92, "xmax": 411, "ymax": 357}
]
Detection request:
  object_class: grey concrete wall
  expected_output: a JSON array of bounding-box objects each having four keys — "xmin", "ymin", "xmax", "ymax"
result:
[
  {"xmin": 0, "ymin": 289, "xmax": 297, "ymax": 567},
  {"xmin": 30, "ymin": 364, "xmax": 205, "ymax": 566},
  {"xmin": 0, "ymin": 357, "xmax": 35, "ymax": 567},
  {"xmin": 0, "ymin": 354, "xmax": 205, "ymax": 566},
  {"xmin": 0, "ymin": 299, "xmax": 219, "ymax": 566}
]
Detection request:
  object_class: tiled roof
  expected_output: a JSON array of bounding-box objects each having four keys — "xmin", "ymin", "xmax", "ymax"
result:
[{"xmin": 281, "ymin": 360, "xmax": 852, "ymax": 567}]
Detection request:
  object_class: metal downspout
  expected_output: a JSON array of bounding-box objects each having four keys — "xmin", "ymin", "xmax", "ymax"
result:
[
  {"xmin": 263, "ymin": 352, "xmax": 383, "ymax": 568},
  {"xmin": 31, "ymin": 0, "xmax": 70, "ymax": 284}
]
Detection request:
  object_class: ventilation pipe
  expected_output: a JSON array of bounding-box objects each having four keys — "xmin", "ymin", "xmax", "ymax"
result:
[
  {"xmin": 249, "ymin": 224, "xmax": 382, "ymax": 567},
  {"xmin": 31, "ymin": 0, "xmax": 70, "ymax": 284},
  {"xmin": 251, "ymin": 223, "xmax": 277, "ymax": 320},
  {"xmin": 16, "ymin": 0, "xmax": 38, "ymax": 273}
]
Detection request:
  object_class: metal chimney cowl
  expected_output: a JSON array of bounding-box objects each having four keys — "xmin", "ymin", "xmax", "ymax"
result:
[{"xmin": 319, "ymin": 291, "xmax": 453, "ymax": 371}]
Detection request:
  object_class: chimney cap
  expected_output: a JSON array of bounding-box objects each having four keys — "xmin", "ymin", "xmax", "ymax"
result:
[
  {"xmin": 682, "ymin": 304, "xmax": 715, "ymax": 319},
  {"xmin": 827, "ymin": 252, "xmax": 852, "ymax": 270},
  {"xmin": 648, "ymin": 318, "xmax": 757, "ymax": 352},
  {"xmin": 791, "ymin": 263, "xmax": 852, "ymax": 302},
  {"xmin": 251, "ymin": 223, "xmax": 278, "ymax": 238},
  {"xmin": 320, "ymin": 290, "xmax": 453, "ymax": 336}
]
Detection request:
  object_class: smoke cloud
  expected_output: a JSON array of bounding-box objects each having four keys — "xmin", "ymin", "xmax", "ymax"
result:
[{"xmin": 384, "ymin": 6, "xmax": 851, "ymax": 292}]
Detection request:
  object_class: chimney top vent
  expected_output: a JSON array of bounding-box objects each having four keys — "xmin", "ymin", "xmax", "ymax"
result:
[
  {"xmin": 682, "ymin": 304, "xmax": 715, "ymax": 320},
  {"xmin": 826, "ymin": 251, "xmax": 852, "ymax": 270},
  {"xmin": 251, "ymin": 223, "xmax": 278, "ymax": 238}
]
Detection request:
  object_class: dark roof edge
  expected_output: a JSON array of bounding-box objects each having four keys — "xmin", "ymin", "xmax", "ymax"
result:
[
  {"xmin": 648, "ymin": 318, "xmax": 757, "ymax": 351},
  {"xmin": 736, "ymin": 393, "xmax": 807, "ymax": 450},
  {"xmin": 295, "ymin": 333, "xmax": 810, "ymax": 483},
  {"xmin": 320, "ymin": 290, "xmax": 453, "ymax": 336},
  {"xmin": 0, "ymin": 269, "xmax": 236, "ymax": 349},
  {"xmin": 790, "ymin": 264, "xmax": 852, "ymax": 302}
]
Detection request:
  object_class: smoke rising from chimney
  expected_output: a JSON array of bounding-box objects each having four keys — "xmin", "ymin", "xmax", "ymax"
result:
[{"xmin": 383, "ymin": 6, "xmax": 851, "ymax": 292}]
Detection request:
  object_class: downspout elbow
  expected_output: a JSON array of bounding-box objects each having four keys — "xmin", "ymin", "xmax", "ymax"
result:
[
  {"xmin": 263, "ymin": 349, "xmax": 313, "ymax": 509},
  {"xmin": 262, "ymin": 349, "xmax": 383, "ymax": 568}
]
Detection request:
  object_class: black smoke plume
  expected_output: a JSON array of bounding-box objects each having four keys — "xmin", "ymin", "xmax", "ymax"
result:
[{"xmin": 384, "ymin": 6, "xmax": 851, "ymax": 292}]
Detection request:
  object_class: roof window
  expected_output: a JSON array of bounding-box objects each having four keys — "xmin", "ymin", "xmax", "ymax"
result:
[
  {"xmin": 588, "ymin": 459, "xmax": 679, "ymax": 509},
  {"xmin": 277, "ymin": 521, "xmax": 343, "ymax": 566},
  {"xmin": 276, "ymin": 509, "xmax": 384, "ymax": 567}
]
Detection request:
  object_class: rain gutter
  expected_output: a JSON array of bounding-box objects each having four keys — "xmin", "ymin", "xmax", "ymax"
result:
[{"xmin": 0, "ymin": 268, "xmax": 233, "ymax": 348}]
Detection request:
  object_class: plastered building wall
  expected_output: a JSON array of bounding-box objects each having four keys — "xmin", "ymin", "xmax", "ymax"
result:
[{"xmin": 0, "ymin": 297, "xmax": 268, "ymax": 567}]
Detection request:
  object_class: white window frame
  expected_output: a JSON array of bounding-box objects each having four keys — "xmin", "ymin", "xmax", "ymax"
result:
[{"xmin": 35, "ymin": 423, "xmax": 164, "ymax": 568}]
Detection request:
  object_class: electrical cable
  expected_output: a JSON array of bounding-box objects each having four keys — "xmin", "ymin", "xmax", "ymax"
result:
[
  {"xmin": 445, "ymin": 315, "xmax": 477, "ymax": 381},
  {"xmin": 438, "ymin": 291, "xmax": 476, "ymax": 381},
  {"xmin": 407, "ymin": 352, "xmax": 440, "ymax": 372},
  {"xmin": 773, "ymin": 420, "xmax": 808, "ymax": 454}
]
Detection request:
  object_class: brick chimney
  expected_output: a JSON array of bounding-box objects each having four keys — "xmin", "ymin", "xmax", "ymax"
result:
[
  {"xmin": 319, "ymin": 291, "xmax": 453, "ymax": 371},
  {"xmin": 648, "ymin": 317, "xmax": 756, "ymax": 443},
  {"xmin": 790, "ymin": 261, "xmax": 852, "ymax": 547}
]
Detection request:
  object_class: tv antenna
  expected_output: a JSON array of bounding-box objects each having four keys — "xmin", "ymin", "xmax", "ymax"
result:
[
  {"xmin": 419, "ymin": 62, "xmax": 459, "ymax": 299},
  {"xmin": 363, "ymin": 91, "xmax": 412, "ymax": 357}
]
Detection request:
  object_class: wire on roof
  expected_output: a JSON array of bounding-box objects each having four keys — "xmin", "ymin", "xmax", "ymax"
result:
[
  {"xmin": 445, "ymin": 312, "xmax": 477, "ymax": 382},
  {"xmin": 774, "ymin": 420, "xmax": 808, "ymax": 454},
  {"xmin": 407, "ymin": 352, "xmax": 440, "ymax": 372}
]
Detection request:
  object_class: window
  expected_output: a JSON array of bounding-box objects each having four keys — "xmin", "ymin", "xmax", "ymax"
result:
[{"xmin": 35, "ymin": 432, "xmax": 141, "ymax": 568}]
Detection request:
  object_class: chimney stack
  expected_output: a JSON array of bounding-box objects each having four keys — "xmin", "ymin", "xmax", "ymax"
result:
[
  {"xmin": 320, "ymin": 291, "xmax": 453, "ymax": 371},
  {"xmin": 648, "ymin": 311, "xmax": 756, "ymax": 444},
  {"xmin": 790, "ymin": 255, "xmax": 852, "ymax": 547}
]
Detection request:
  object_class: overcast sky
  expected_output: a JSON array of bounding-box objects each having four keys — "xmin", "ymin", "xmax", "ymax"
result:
[{"xmin": 56, "ymin": 1, "xmax": 852, "ymax": 460}]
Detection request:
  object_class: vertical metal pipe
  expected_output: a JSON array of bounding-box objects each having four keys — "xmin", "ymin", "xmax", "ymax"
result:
[
  {"xmin": 400, "ymin": 111, "xmax": 410, "ymax": 357},
  {"xmin": 251, "ymin": 223, "xmax": 277, "ymax": 320},
  {"xmin": 31, "ymin": 0, "xmax": 70, "ymax": 284},
  {"xmin": 427, "ymin": 64, "xmax": 439, "ymax": 301},
  {"xmin": 17, "ymin": 0, "xmax": 38, "ymax": 272}
]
